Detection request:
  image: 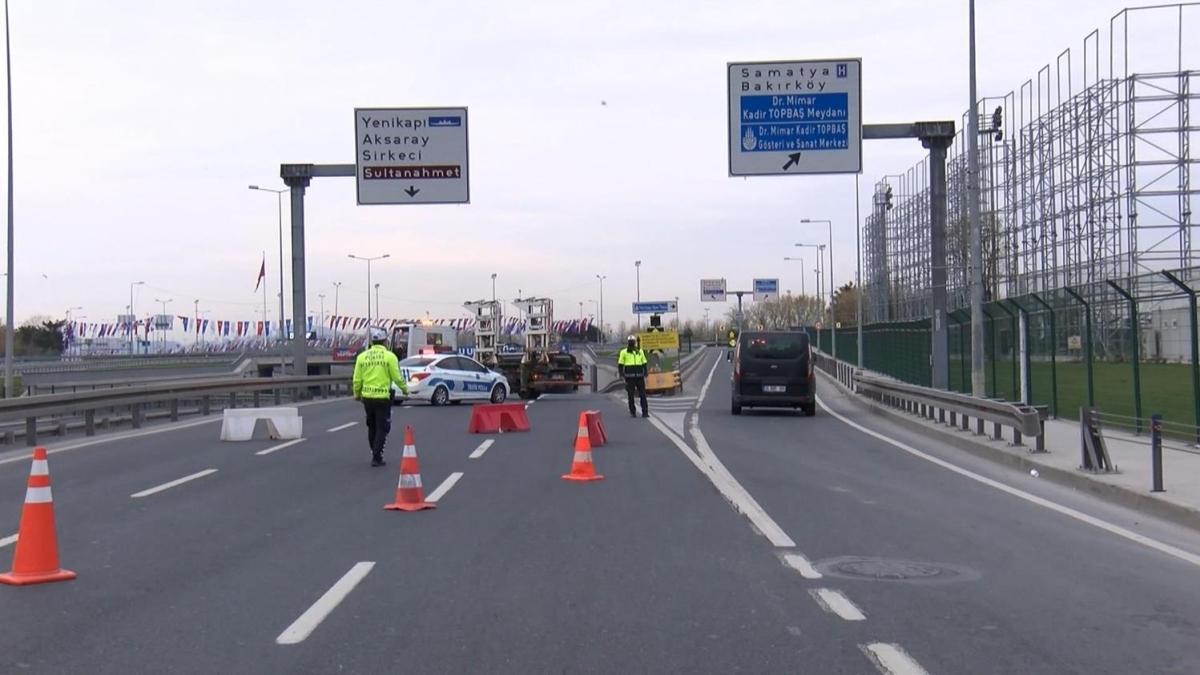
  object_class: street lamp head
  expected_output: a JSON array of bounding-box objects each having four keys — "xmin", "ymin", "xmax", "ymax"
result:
[
  {"xmin": 635, "ymin": 260, "xmax": 641, "ymax": 267},
  {"xmin": 248, "ymin": 185, "xmax": 259, "ymax": 190},
  {"xmin": 381, "ymin": 253, "xmax": 391, "ymax": 259}
]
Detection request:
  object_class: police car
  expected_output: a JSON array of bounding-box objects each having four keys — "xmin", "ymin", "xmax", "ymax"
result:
[{"xmin": 395, "ymin": 354, "xmax": 509, "ymax": 405}]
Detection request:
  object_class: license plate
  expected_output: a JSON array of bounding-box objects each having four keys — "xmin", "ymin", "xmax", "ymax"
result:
[
  {"xmin": 763, "ymin": 385, "xmax": 786, "ymax": 393},
  {"xmin": 551, "ymin": 374, "xmax": 564, "ymax": 381}
]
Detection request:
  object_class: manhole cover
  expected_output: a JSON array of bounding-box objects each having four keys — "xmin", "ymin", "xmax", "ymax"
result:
[{"xmin": 816, "ymin": 557, "xmax": 980, "ymax": 584}]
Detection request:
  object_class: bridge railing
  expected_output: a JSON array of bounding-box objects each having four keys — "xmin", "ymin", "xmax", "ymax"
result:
[{"xmin": 0, "ymin": 374, "xmax": 349, "ymax": 447}]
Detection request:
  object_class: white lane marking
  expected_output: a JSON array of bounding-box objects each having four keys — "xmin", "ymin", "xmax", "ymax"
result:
[
  {"xmin": 0, "ymin": 396, "xmax": 350, "ymax": 468},
  {"xmin": 649, "ymin": 413, "xmax": 797, "ymax": 549},
  {"xmin": 810, "ymin": 588, "xmax": 866, "ymax": 621},
  {"xmin": 327, "ymin": 422, "xmax": 358, "ymax": 432},
  {"xmin": 861, "ymin": 643, "xmax": 930, "ymax": 675},
  {"xmin": 818, "ymin": 395, "xmax": 1200, "ymax": 569},
  {"xmin": 425, "ymin": 472, "xmax": 464, "ymax": 503},
  {"xmin": 256, "ymin": 438, "xmax": 307, "ymax": 456},
  {"xmin": 469, "ymin": 440, "xmax": 494, "ymax": 459},
  {"xmin": 276, "ymin": 561, "xmax": 375, "ymax": 645},
  {"xmin": 695, "ymin": 352, "xmax": 722, "ymax": 409},
  {"xmin": 781, "ymin": 552, "xmax": 823, "ymax": 579},
  {"xmin": 690, "ymin": 415, "xmax": 796, "ymax": 548},
  {"xmin": 130, "ymin": 468, "xmax": 219, "ymax": 499},
  {"xmin": 0, "ymin": 533, "xmax": 17, "ymax": 548}
]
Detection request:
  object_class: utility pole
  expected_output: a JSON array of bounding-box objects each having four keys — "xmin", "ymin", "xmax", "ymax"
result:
[{"xmin": 967, "ymin": 0, "xmax": 986, "ymax": 396}]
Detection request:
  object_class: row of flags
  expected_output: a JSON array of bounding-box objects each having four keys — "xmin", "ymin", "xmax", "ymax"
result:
[{"xmin": 63, "ymin": 316, "xmax": 594, "ymax": 340}]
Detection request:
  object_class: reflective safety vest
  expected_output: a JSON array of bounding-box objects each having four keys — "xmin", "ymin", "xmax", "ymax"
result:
[
  {"xmin": 617, "ymin": 347, "xmax": 648, "ymax": 378},
  {"xmin": 352, "ymin": 344, "xmax": 407, "ymax": 399}
]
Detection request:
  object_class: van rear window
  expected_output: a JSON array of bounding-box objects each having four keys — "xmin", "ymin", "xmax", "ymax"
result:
[{"xmin": 745, "ymin": 334, "xmax": 808, "ymax": 359}]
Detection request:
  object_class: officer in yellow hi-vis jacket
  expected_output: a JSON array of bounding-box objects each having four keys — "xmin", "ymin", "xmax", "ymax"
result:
[
  {"xmin": 617, "ymin": 335, "xmax": 649, "ymax": 418},
  {"xmin": 352, "ymin": 327, "xmax": 409, "ymax": 466}
]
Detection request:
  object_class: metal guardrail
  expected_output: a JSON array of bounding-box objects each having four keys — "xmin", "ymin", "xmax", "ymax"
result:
[
  {"xmin": 0, "ymin": 374, "xmax": 349, "ymax": 446},
  {"xmin": 855, "ymin": 372, "xmax": 1044, "ymax": 439},
  {"xmin": 813, "ymin": 351, "xmax": 1047, "ymax": 450}
]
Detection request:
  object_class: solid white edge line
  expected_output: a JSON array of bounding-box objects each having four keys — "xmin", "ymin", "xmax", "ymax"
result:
[
  {"xmin": 327, "ymin": 422, "xmax": 358, "ymax": 432},
  {"xmin": 425, "ymin": 472, "xmax": 464, "ymax": 503},
  {"xmin": 861, "ymin": 642, "xmax": 930, "ymax": 675},
  {"xmin": 276, "ymin": 561, "xmax": 375, "ymax": 645},
  {"xmin": 817, "ymin": 394, "xmax": 1200, "ymax": 569},
  {"xmin": 695, "ymin": 351, "xmax": 722, "ymax": 409},
  {"xmin": 781, "ymin": 552, "xmax": 823, "ymax": 579},
  {"xmin": 810, "ymin": 588, "xmax": 866, "ymax": 621},
  {"xmin": 0, "ymin": 396, "xmax": 350, "ymax": 467},
  {"xmin": 256, "ymin": 438, "xmax": 307, "ymax": 456},
  {"xmin": 130, "ymin": 468, "xmax": 219, "ymax": 499},
  {"xmin": 0, "ymin": 533, "xmax": 17, "ymax": 548},
  {"xmin": 468, "ymin": 439, "xmax": 494, "ymax": 459}
]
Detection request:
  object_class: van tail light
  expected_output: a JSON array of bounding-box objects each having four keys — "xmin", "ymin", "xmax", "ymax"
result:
[{"xmin": 807, "ymin": 344, "xmax": 814, "ymax": 378}]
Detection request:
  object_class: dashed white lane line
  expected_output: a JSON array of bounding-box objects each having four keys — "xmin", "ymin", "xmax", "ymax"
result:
[
  {"xmin": 0, "ymin": 533, "xmax": 17, "ymax": 548},
  {"xmin": 276, "ymin": 561, "xmax": 375, "ymax": 645},
  {"xmin": 468, "ymin": 440, "xmax": 494, "ymax": 459},
  {"xmin": 781, "ymin": 552, "xmax": 823, "ymax": 579},
  {"xmin": 695, "ymin": 352, "xmax": 722, "ymax": 409},
  {"xmin": 818, "ymin": 394, "xmax": 1200, "ymax": 569},
  {"xmin": 256, "ymin": 438, "xmax": 307, "ymax": 456},
  {"xmin": 810, "ymin": 588, "xmax": 866, "ymax": 621},
  {"xmin": 130, "ymin": 469, "xmax": 219, "ymax": 499},
  {"xmin": 861, "ymin": 643, "xmax": 930, "ymax": 675},
  {"xmin": 425, "ymin": 472, "xmax": 464, "ymax": 503},
  {"xmin": 327, "ymin": 422, "xmax": 358, "ymax": 433}
]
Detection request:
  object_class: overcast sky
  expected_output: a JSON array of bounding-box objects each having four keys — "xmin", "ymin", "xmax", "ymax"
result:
[{"xmin": 0, "ymin": 0, "xmax": 1178, "ymax": 331}]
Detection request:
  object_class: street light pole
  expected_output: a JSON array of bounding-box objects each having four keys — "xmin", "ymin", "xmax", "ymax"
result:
[
  {"xmin": 783, "ymin": 257, "xmax": 806, "ymax": 297},
  {"xmin": 491, "ymin": 273, "xmax": 497, "ymax": 302},
  {"xmin": 634, "ymin": 260, "xmax": 642, "ymax": 330},
  {"xmin": 596, "ymin": 274, "xmax": 606, "ymax": 343},
  {"xmin": 129, "ymin": 281, "xmax": 144, "ymax": 355},
  {"xmin": 154, "ymin": 298, "xmax": 171, "ymax": 351},
  {"xmin": 318, "ymin": 293, "xmax": 326, "ymax": 341},
  {"xmin": 4, "ymin": 0, "xmax": 13, "ymax": 397},
  {"xmin": 348, "ymin": 254, "xmax": 390, "ymax": 328},
  {"xmin": 248, "ymin": 186, "xmax": 288, "ymax": 346},
  {"xmin": 374, "ymin": 283, "xmax": 381, "ymax": 321},
  {"xmin": 967, "ymin": 0, "xmax": 986, "ymax": 396},
  {"xmin": 332, "ymin": 281, "xmax": 342, "ymax": 344},
  {"xmin": 801, "ymin": 218, "xmax": 836, "ymax": 359}
]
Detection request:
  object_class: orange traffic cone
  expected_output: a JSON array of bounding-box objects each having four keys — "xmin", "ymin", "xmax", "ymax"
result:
[
  {"xmin": 384, "ymin": 426, "xmax": 435, "ymax": 512},
  {"xmin": 562, "ymin": 412, "xmax": 604, "ymax": 482},
  {"xmin": 0, "ymin": 447, "xmax": 76, "ymax": 585}
]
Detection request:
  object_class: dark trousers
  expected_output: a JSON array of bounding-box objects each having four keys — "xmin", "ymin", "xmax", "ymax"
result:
[
  {"xmin": 625, "ymin": 377, "xmax": 648, "ymax": 416},
  {"xmin": 362, "ymin": 398, "xmax": 392, "ymax": 458}
]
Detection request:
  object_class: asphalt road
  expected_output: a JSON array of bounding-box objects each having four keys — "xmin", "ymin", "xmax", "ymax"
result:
[{"xmin": 0, "ymin": 350, "xmax": 1196, "ymax": 673}]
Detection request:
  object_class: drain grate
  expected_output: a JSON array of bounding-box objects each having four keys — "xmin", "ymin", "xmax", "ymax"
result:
[{"xmin": 817, "ymin": 556, "xmax": 980, "ymax": 584}]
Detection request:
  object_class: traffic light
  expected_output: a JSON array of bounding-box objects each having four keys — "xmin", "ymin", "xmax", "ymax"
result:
[
  {"xmin": 727, "ymin": 328, "xmax": 738, "ymax": 348},
  {"xmin": 885, "ymin": 185, "xmax": 894, "ymax": 211},
  {"xmin": 649, "ymin": 314, "xmax": 662, "ymax": 328},
  {"xmin": 992, "ymin": 106, "xmax": 1003, "ymax": 142}
]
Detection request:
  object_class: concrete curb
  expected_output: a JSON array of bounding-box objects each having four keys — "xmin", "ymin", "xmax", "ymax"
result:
[{"xmin": 815, "ymin": 369, "xmax": 1200, "ymax": 533}]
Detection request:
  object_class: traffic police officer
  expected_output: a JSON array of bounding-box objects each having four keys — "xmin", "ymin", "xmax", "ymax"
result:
[
  {"xmin": 352, "ymin": 327, "xmax": 408, "ymax": 466},
  {"xmin": 617, "ymin": 335, "xmax": 649, "ymax": 418}
]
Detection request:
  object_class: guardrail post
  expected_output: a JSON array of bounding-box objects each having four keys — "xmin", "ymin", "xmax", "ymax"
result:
[
  {"xmin": 3, "ymin": 430, "xmax": 12, "ymax": 444},
  {"xmin": 252, "ymin": 391, "xmax": 261, "ymax": 408},
  {"xmin": 201, "ymin": 395, "xmax": 211, "ymax": 416},
  {"xmin": 1013, "ymin": 426, "xmax": 1022, "ymax": 447},
  {"xmin": 84, "ymin": 409, "xmax": 96, "ymax": 436},
  {"xmin": 170, "ymin": 399, "xmax": 179, "ymax": 422},
  {"xmin": 274, "ymin": 387, "xmax": 282, "ymax": 406},
  {"xmin": 1151, "ymin": 414, "xmax": 1164, "ymax": 492},
  {"xmin": 228, "ymin": 392, "xmax": 237, "ymax": 410},
  {"xmin": 131, "ymin": 404, "xmax": 144, "ymax": 429},
  {"xmin": 949, "ymin": 411, "xmax": 956, "ymax": 426},
  {"xmin": 55, "ymin": 421, "xmax": 66, "ymax": 436},
  {"xmin": 976, "ymin": 418, "xmax": 984, "ymax": 435},
  {"xmin": 25, "ymin": 418, "xmax": 36, "ymax": 446},
  {"xmin": 993, "ymin": 421, "xmax": 1002, "ymax": 441}
]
